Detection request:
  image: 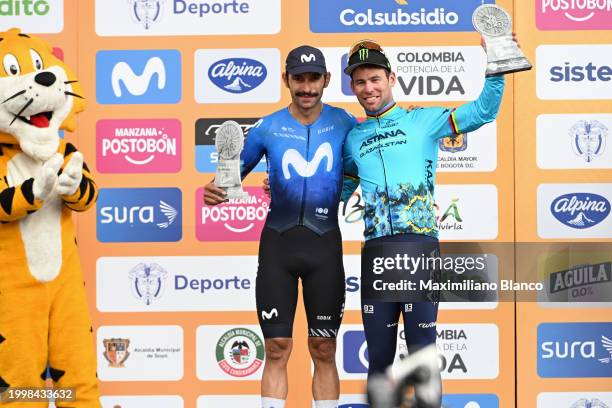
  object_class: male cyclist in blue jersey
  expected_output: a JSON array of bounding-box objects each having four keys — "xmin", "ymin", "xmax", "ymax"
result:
[
  {"xmin": 340, "ymin": 38, "xmax": 512, "ymax": 407},
  {"xmin": 204, "ymin": 46, "xmax": 357, "ymax": 408}
]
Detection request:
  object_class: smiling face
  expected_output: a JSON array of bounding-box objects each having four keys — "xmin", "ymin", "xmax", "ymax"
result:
[
  {"xmin": 0, "ymin": 28, "xmax": 84, "ymax": 160},
  {"xmin": 350, "ymin": 65, "xmax": 396, "ymax": 113}
]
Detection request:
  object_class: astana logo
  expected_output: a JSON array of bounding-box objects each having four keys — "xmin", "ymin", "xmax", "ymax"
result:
[{"xmin": 282, "ymin": 142, "xmax": 333, "ymax": 179}]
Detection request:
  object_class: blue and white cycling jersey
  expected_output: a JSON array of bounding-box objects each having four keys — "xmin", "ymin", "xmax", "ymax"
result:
[
  {"xmin": 342, "ymin": 75, "xmax": 505, "ymax": 240},
  {"xmin": 241, "ymin": 104, "xmax": 357, "ymax": 235}
]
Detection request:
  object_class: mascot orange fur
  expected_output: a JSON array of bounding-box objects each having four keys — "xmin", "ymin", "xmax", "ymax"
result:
[{"xmin": 0, "ymin": 28, "xmax": 100, "ymax": 407}]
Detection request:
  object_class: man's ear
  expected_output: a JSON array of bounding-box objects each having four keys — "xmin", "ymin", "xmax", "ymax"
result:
[
  {"xmin": 324, "ymin": 72, "xmax": 331, "ymax": 88},
  {"xmin": 282, "ymin": 72, "xmax": 290, "ymax": 88},
  {"xmin": 389, "ymin": 71, "xmax": 397, "ymax": 88}
]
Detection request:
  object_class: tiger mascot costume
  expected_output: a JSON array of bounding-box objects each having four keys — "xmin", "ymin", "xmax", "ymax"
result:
[{"xmin": 0, "ymin": 29, "xmax": 100, "ymax": 407}]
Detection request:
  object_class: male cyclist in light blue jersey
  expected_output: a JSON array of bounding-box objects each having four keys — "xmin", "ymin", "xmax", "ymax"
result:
[
  {"xmin": 340, "ymin": 38, "xmax": 510, "ymax": 407},
  {"xmin": 204, "ymin": 46, "xmax": 356, "ymax": 408}
]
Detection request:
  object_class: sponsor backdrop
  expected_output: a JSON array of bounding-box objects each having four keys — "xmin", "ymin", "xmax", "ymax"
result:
[{"xmin": 16, "ymin": 0, "xmax": 610, "ymax": 407}]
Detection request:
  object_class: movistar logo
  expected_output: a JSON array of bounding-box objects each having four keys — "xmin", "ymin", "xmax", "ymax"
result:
[
  {"xmin": 301, "ymin": 53, "xmax": 316, "ymax": 63},
  {"xmin": 282, "ymin": 142, "xmax": 333, "ymax": 179}
]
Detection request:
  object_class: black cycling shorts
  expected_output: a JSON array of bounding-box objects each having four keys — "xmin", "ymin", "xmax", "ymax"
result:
[{"xmin": 256, "ymin": 226, "xmax": 345, "ymax": 339}]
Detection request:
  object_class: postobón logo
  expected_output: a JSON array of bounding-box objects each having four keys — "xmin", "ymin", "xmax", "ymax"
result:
[
  {"xmin": 282, "ymin": 142, "xmax": 333, "ymax": 179},
  {"xmin": 309, "ymin": 0, "xmax": 490, "ymax": 32},
  {"xmin": 550, "ymin": 193, "xmax": 610, "ymax": 229},
  {"xmin": 208, "ymin": 58, "xmax": 266, "ymax": 94},
  {"xmin": 196, "ymin": 187, "xmax": 269, "ymax": 241},
  {"xmin": 96, "ymin": 50, "xmax": 181, "ymax": 104},
  {"xmin": 441, "ymin": 394, "xmax": 499, "ymax": 408},
  {"xmin": 0, "ymin": 0, "xmax": 63, "ymax": 34},
  {"xmin": 128, "ymin": 263, "xmax": 168, "ymax": 306},
  {"xmin": 195, "ymin": 118, "xmax": 265, "ymax": 173},
  {"xmin": 538, "ymin": 322, "xmax": 612, "ymax": 377},
  {"xmin": 536, "ymin": 0, "xmax": 612, "ymax": 30},
  {"xmin": 97, "ymin": 119, "xmax": 181, "ymax": 173},
  {"xmin": 216, "ymin": 328, "xmax": 264, "ymax": 377},
  {"xmin": 97, "ymin": 188, "xmax": 182, "ymax": 242}
]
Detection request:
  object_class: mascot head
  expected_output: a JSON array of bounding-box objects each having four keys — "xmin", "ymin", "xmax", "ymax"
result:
[{"xmin": 0, "ymin": 28, "xmax": 84, "ymax": 161}]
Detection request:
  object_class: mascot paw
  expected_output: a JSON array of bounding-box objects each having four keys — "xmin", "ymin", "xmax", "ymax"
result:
[
  {"xmin": 57, "ymin": 151, "xmax": 83, "ymax": 196},
  {"xmin": 33, "ymin": 153, "xmax": 63, "ymax": 201}
]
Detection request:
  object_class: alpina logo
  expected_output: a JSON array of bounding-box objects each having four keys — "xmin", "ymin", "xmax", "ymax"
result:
[
  {"xmin": 536, "ymin": 0, "xmax": 612, "ymax": 30},
  {"xmin": 97, "ymin": 119, "xmax": 181, "ymax": 173},
  {"xmin": 551, "ymin": 193, "xmax": 610, "ymax": 229},
  {"xmin": 196, "ymin": 187, "xmax": 270, "ymax": 241},
  {"xmin": 208, "ymin": 58, "xmax": 267, "ymax": 94}
]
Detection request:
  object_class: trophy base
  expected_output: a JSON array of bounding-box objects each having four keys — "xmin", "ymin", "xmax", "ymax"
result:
[
  {"xmin": 485, "ymin": 57, "xmax": 532, "ymax": 76},
  {"xmin": 224, "ymin": 186, "xmax": 250, "ymax": 200}
]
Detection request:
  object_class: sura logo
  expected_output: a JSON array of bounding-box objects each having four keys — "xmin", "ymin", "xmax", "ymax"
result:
[
  {"xmin": 569, "ymin": 120, "xmax": 607, "ymax": 163},
  {"xmin": 541, "ymin": 336, "xmax": 612, "ymax": 363},
  {"xmin": 550, "ymin": 193, "xmax": 610, "ymax": 229},
  {"xmin": 282, "ymin": 142, "xmax": 333, "ymax": 180},
  {"xmin": 0, "ymin": 0, "xmax": 50, "ymax": 16},
  {"xmin": 541, "ymin": 0, "xmax": 612, "ymax": 22},
  {"xmin": 100, "ymin": 200, "xmax": 178, "ymax": 228},
  {"xmin": 128, "ymin": 0, "xmax": 164, "ymax": 30},
  {"xmin": 208, "ymin": 58, "xmax": 267, "ymax": 94},
  {"xmin": 112, "ymin": 56, "xmax": 166, "ymax": 97}
]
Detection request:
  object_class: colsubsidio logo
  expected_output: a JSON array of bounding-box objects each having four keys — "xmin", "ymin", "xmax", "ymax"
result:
[
  {"xmin": 128, "ymin": 262, "xmax": 168, "ymax": 306},
  {"xmin": 441, "ymin": 394, "xmax": 499, "ymax": 408},
  {"xmin": 538, "ymin": 322, "xmax": 612, "ymax": 378},
  {"xmin": 196, "ymin": 187, "xmax": 269, "ymax": 241},
  {"xmin": 97, "ymin": 188, "xmax": 182, "ymax": 242},
  {"xmin": 309, "ymin": 0, "xmax": 493, "ymax": 33},
  {"xmin": 569, "ymin": 120, "xmax": 607, "ymax": 163},
  {"xmin": 96, "ymin": 49, "xmax": 181, "ymax": 104},
  {"xmin": 195, "ymin": 118, "xmax": 265, "ymax": 173},
  {"xmin": 208, "ymin": 58, "xmax": 266, "ymax": 94},
  {"xmin": 97, "ymin": 119, "xmax": 181, "ymax": 173},
  {"xmin": 537, "ymin": 0, "xmax": 612, "ymax": 30},
  {"xmin": 0, "ymin": 0, "xmax": 50, "ymax": 15},
  {"xmin": 550, "ymin": 193, "xmax": 610, "ymax": 229}
]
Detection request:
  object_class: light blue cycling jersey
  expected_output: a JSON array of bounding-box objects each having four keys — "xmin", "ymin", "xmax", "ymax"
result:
[
  {"xmin": 241, "ymin": 104, "xmax": 357, "ymax": 235},
  {"xmin": 341, "ymin": 75, "xmax": 505, "ymax": 240}
]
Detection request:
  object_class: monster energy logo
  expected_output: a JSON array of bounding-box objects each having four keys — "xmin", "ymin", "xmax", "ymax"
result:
[
  {"xmin": 359, "ymin": 48, "xmax": 369, "ymax": 61},
  {"xmin": 440, "ymin": 198, "xmax": 462, "ymax": 223}
]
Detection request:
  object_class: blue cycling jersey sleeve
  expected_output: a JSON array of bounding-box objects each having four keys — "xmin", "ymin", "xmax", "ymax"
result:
[
  {"xmin": 240, "ymin": 118, "xmax": 266, "ymax": 179},
  {"xmin": 422, "ymin": 75, "xmax": 505, "ymax": 140}
]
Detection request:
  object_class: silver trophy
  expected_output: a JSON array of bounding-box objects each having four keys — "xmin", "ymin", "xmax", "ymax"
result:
[
  {"xmin": 472, "ymin": 4, "xmax": 532, "ymax": 76},
  {"xmin": 214, "ymin": 120, "xmax": 249, "ymax": 200}
]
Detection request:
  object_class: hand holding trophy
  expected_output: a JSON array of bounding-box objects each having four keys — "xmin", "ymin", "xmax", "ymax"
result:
[
  {"xmin": 214, "ymin": 120, "xmax": 249, "ymax": 200},
  {"xmin": 473, "ymin": 3, "xmax": 532, "ymax": 76}
]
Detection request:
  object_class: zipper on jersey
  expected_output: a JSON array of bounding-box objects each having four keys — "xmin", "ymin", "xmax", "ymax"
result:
[
  {"xmin": 299, "ymin": 127, "xmax": 311, "ymax": 225},
  {"xmin": 376, "ymin": 117, "xmax": 394, "ymax": 235}
]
